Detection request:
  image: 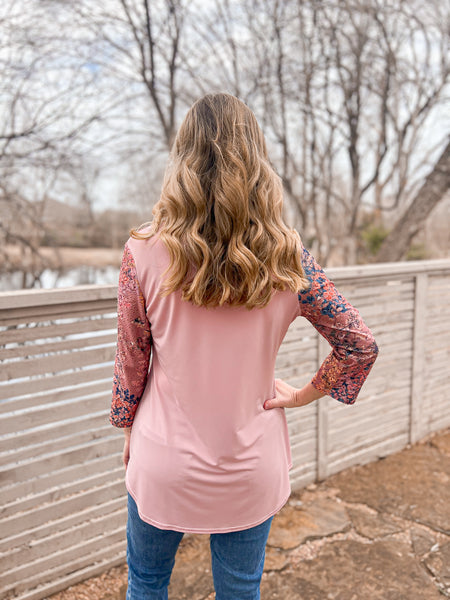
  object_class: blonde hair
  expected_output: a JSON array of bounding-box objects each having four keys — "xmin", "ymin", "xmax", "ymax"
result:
[{"xmin": 132, "ymin": 93, "xmax": 310, "ymax": 309}]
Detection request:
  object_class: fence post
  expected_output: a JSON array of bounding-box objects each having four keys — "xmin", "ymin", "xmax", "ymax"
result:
[
  {"xmin": 410, "ymin": 272, "xmax": 427, "ymax": 444},
  {"xmin": 316, "ymin": 335, "xmax": 330, "ymax": 481}
]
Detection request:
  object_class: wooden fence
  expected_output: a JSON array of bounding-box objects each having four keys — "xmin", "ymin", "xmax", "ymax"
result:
[{"xmin": 1, "ymin": 257, "xmax": 449, "ymax": 600}]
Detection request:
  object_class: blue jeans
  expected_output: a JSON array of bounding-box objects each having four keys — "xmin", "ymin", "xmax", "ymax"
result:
[{"xmin": 126, "ymin": 493, "xmax": 273, "ymax": 600}]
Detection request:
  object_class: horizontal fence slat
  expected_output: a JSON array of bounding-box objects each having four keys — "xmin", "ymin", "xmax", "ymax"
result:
[
  {"xmin": 0, "ymin": 465, "xmax": 123, "ymax": 523},
  {"xmin": 2, "ymin": 550, "xmax": 125, "ymax": 600},
  {"xmin": 0, "ymin": 410, "xmax": 109, "ymax": 454},
  {"xmin": 0, "ymin": 532, "xmax": 125, "ymax": 597},
  {"xmin": 0, "ymin": 298, "xmax": 116, "ymax": 324},
  {"xmin": 0, "ymin": 453, "xmax": 122, "ymax": 505},
  {"xmin": 1, "ymin": 507, "xmax": 127, "ymax": 575},
  {"xmin": 0, "ymin": 285, "xmax": 117, "ymax": 310},
  {"xmin": 0, "ymin": 379, "xmax": 111, "ymax": 414},
  {"xmin": 327, "ymin": 432, "xmax": 409, "ymax": 475},
  {"xmin": 0, "ymin": 364, "xmax": 113, "ymax": 401},
  {"xmin": 0, "ymin": 315, "xmax": 117, "ymax": 345},
  {"xmin": 0, "ymin": 346, "xmax": 115, "ymax": 382},
  {"xmin": 328, "ymin": 411, "xmax": 411, "ymax": 456},
  {"xmin": 0, "ymin": 435, "xmax": 120, "ymax": 487},
  {"xmin": 0, "ymin": 306, "xmax": 116, "ymax": 329},
  {"xmin": 0, "ymin": 393, "xmax": 111, "ymax": 436},
  {"xmin": 354, "ymin": 299, "xmax": 413, "ymax": 318},
  {"xmin": 0, "ymin": 423, "xmax": 113, "ymax": 465},
  {"xmin": 0, "ymin": 332, "xmax": 117, "ymax": 360},
  {"xmin": 0, "ymin": 478, "xmax": 125, "ymax": 540}
]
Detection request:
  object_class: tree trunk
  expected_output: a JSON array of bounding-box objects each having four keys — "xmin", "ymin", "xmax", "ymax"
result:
[{"xmin": 375, "ymin": 139, "xmax": 450, "ymax": 263}]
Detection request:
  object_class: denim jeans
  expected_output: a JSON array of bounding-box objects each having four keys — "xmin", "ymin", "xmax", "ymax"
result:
[{"xmin": 126, "ymin": 492, "xmax": 273, "ymax": 600}]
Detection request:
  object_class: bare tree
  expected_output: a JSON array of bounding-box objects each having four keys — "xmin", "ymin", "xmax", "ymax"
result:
[
  {"xmin": 2, "ymin": 0, "xmax": 448, "ymax": 290},
  {"xmin": 46, "ymin": 0, "xmax": 450, "ymax": 266},
  {"xmin": 198, "ymin": 0, "xmax": 449, "ymax": 264},
  {"xmin": 73, "ymin": 0, "xmax": 192, "ymax": 152},
  {"xmin": 375, "ymin": 138, "xmax": 450, "ymax": 262},
  {"xmin": 0, "ymin": 0, "xmax": 118, "ymax": 286}
]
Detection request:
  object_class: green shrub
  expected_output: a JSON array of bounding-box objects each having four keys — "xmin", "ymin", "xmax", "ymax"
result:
[{"xmin": 360, "ymin": 223, "xmax": 389, "ymax": 255}]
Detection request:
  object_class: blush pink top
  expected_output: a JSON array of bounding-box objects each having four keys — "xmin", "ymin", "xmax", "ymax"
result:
[{"xmin": 110, "ymin": 231, "xmax": 378, "ymax": 533}]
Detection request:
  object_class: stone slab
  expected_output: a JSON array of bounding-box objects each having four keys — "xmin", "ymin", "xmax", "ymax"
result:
[
  {"xmin": 267, "ymin": 497, "xmax": 350, "ymax": 550},
  {"xmin": 324, "ymin": 443, "xmax": 450, "ymax": 534},
  {"xmin": 346, "ymin": 506, "xmax": 403, "ymax": 539},
  {"xmin": 424, "ymin": 541, "xmax": 450, "ymax": 595},
  {"xmin": 262, "ymin": 539, "xmax": 443, "ymax": 600},
  {"xmin": 410, "ymin": 526, "xmax": 437, "ymax": 556}
]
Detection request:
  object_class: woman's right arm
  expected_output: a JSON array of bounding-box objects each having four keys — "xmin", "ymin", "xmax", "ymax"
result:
[{"xmin": 110, "ymin": 243, "xmax": 152, "ymax": 428}]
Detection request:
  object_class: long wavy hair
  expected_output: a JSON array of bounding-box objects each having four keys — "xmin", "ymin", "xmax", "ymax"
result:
[{"xmin": 131, "ymin": 93, "xmax": 310, "ymax": 309}]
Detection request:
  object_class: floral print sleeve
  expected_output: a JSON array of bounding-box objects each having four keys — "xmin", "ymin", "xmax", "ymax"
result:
[
  {"xmin": 110, "ymin": 243, "xmax": 152, "ymax": 428},
  {"xmin": 298, "ymin": 242, "xmax": 379, "ymax": 404}
]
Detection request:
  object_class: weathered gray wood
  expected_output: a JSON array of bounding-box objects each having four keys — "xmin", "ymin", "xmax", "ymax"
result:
[
  {"xmin": 2, "ymin": 551, "xmax": 125, "ymax": 600},
  {"xmin": 328, "ymin": 403, "xmax": 410, "ymax": 446},
  {"xmin": 372, "ymin": 340, "xmax": 411, "ymax": 356},
  {"xmin": 275, "ymin": 347, "xmax": 316, "ymax": 369},
  {"xmin": 370, "ymin": 315, "xmax": 414, "ymax": 332},
  {"xmin": 0, "ymin": 332, "xmax": 117, "ymax": 360},
  {"xmin": 0, "ymin": 364, "xmax": 113, "ymax": 401},
  {"xmin": 327, "ymin": 432, "xmax": 408, "ymax": 475},
  {"xmin": 373, "ymin": 327, "xmax": 412, "ymax": 344},
  {"xmin": 0, "ymin": 435, "xmax": 120, "ymax": 487},
  {"xmin": 0, "ymin": 284, "xmax": 116, "ymax": 310},
  {"xmin": 410, "ymin": 273, "xmax": 428, "ymax": 443},
  {"xmin": 0, "ymin": 411, "xmax": 108, "ymax": 454},
  {"xmin": 0, "ymin": 345, "xmax": 115, "ymax": 381},
  {"xmin": 353, "ymin": 298, "xmax": 413, "ymax": 318},
  {"xmin": 0, "ymin": 300, "xmax": 116, "ymax": 326},
  {"xmin": 420, "ymin": 272, "xmax": 450, "ymax": 437},
  {"xmin": 0, "ymin": 478, "xmax": 125, "ymax": 539},
  {"xmin": 1, "ymin": 453, "xmax": 121, "ymax": 505},
  {"xmin": 2, "ymin": 505, "xmax": 127, "ymax": 570},
  {"xmin": 1, "ymin": 497, "xmax": 125, "ymax": 559},
  {"xmin": 276, "ymin": 339, "xmax": 316, "ymax": 356},
  {"xmin": 341, "ymin": 278, "xmax": 414, "ymax": 294},
  {"xmin": 316, "ymin": 336, "xmax": 330, "ymax": 481},
  {"xmin": 0, "ymin": 466, "xmax": 123, "ymax": 522},
  {"xmin": 323, "ymin": 258, "xmax": 450, "ymax": 280},
  {"xmin": 0, "ymin": 534, "xmax": 125, "ymax": 596},
  {"xmin": 0, "ymin": 422, "xmax": 113, "ymax": 464},
  {"xmin": 328, "ymin": 414, "xmax": 410, "ymax": 457},
  {"xmin": 0, "ymin": 380, "xmax": 110, "ymax": 414},
  {"xmin": 0, "ymin": 315, "xmax": 117, "ymax": 345},
  {"xmin": 0, "ymin": 393, "xmax": 111, "ymax": 436},
  {"xmin": 275, "ymin": 362, "xmax": 317, "ymax": 381},
  {"xmin": 289, "ymin": 461, "xmax": 316, "ymax": 489}
]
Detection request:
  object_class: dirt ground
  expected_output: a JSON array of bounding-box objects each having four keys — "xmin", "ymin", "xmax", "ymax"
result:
[{"xmin": 47, "ymin": 427, "xmax": 450, "ymax": 600}]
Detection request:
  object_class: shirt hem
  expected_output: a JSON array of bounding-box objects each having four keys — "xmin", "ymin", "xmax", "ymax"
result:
[{"xmin": 126, "ymin": 482, "xmax": 292, "ymax": 534}]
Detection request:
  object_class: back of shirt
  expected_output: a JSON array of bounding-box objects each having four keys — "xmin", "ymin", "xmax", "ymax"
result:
[{"xmin": 111, "ymin": 231, "xmax": 379, "ymax": 533}]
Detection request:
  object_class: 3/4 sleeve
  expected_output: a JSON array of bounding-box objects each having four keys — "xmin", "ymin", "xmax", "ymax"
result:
[
  {"xmin": 110, "ymin": 242, "xmax": 152, "ymax": 428},
  {"xmin": 298, "ymin": 242, "xmax": 379, "ymax": 405}
]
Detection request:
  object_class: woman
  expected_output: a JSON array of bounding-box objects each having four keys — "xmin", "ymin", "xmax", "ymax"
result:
[{"xmin": 110, "ymin": 93, "xmax": 379, "ymax": 600}]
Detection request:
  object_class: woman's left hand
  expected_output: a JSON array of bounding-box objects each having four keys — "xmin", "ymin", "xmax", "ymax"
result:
[{"xmin": 264, "ymin": 378, "xmax": 324, "ymax": 409}]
